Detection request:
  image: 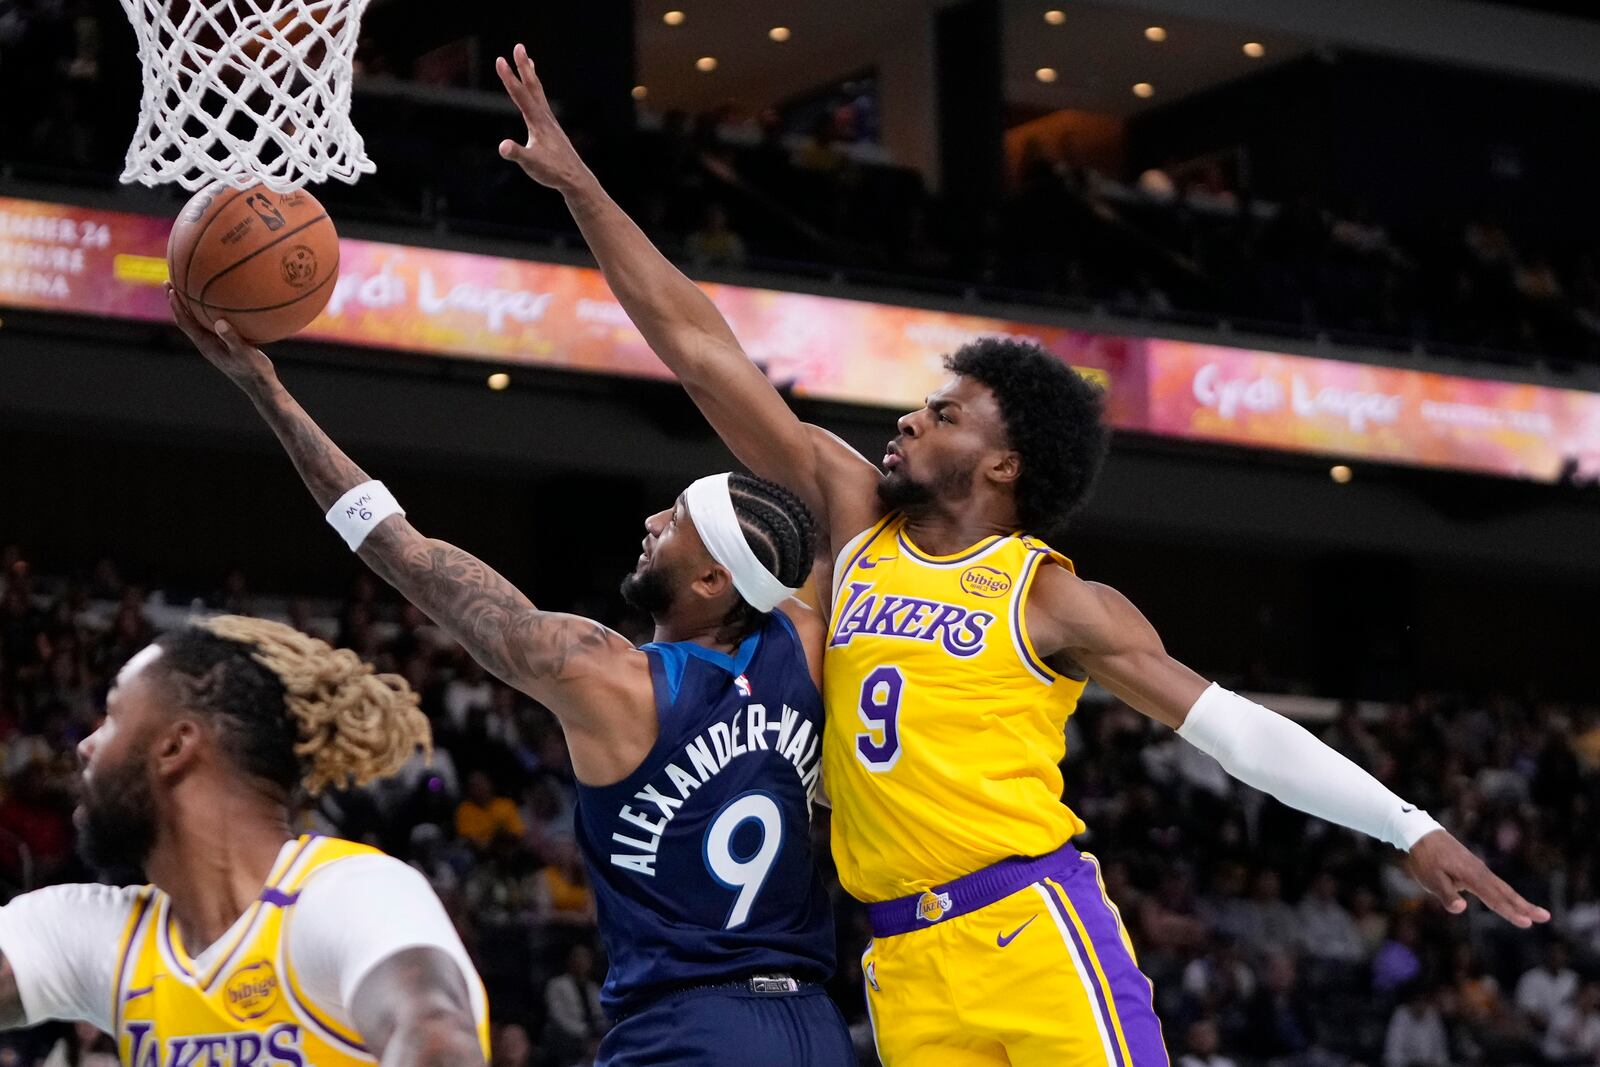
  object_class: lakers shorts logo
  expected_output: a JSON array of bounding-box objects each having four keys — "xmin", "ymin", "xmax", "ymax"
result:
[{"xmin": 916, "ymin": 891, "xmax": 953, "ymax": 923}]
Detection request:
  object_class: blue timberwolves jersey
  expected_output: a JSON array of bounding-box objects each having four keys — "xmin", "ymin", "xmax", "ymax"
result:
[{"xmin": 575, "ymin": 611, "xmax": 836, "ymax": 1014}]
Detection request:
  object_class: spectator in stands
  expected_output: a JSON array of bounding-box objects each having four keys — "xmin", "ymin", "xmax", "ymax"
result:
[
  {"xmin": 1517, "ymin": 939, "xmax": 1581, "ymax": 1031},
  {"xmin": 1297, "ymin": 870, "xmax": 1369, "ymax": 969},
  {"xmin": 542, "ymin": 943, "xmax": 606, "ymax": 1067},
  {"xmin": 1180, "ymin": 932, "xmax": 1255, "ymax": 1037},
  {"xmin": 456, "ymin": 770, "xmax": 525, "ymax": 850},
  {"xmin": 793, "ymin": 113, "xmax": 846, "ymax": 175},
  {"xmin": 1383, "ymin": 983, "xmax": 1451, "ymax": 1067},
  {"xmin": 532, "ymin": 835, "xmax": 596, "ymax": 932},
  {"xmin": 91, "ymin": 601, "xmax": 152, "ymax": 682},
  {"xmin": 0, "ymin": 761, "xmax": 73, "ymax": 883},
  {"xmin": 1351, "ymin": 886, "xmax": 1392, "ymax": 956},
  {"xmin": 489, "ymin": 1022, "xmax": 533, "ymax": 1067},
  {"xmin": 0, "ymin": 584, "xmax": 44, "ymax": 695},
  {"xmin": 1141, "ymin": 868, "xmax": 1210, "ymax": 959},
  {"xmin": 1177, "ymin": 1017, "xmax": 1236, "ymax": 1067},
  {"xmin": 0, "ymin": 548, "xmax": 1596, "ymax": 1064},
  {"xmin": 520, "ymin": 776, "xmax": 575, "ymax": 856},
  {"xmin": 408, "ymin": 822, "xmax": 463, "ymax": 899},
  {"xmin": 1237, "ymin": 868, "xmax": 1300, "ymax": 959},
  {"xmin": 685, "ymin": 203, "xmax": 748, "ymax": 269},
  {"xmin": 1542, "ymin": 981, "xmax": 1600, "ymax": 1065},
  {"xmin": 1239, "ymin": 951, "xmax": 1320, "ymax": 1061},
  {"xmin": 1199, "ymin": 862, "xmax": 1254, "ymax": 946},
  {"xmin": 1449, "ymin": 942, "xmax": 1526, "ymax": 1059},
  {"xmin": 445, "ymin": 654, "xmax": 496, "ymax": 734},
  {"xmin": 1374, "ymin": 913, "xmax": 1427, "ymax": 996}
]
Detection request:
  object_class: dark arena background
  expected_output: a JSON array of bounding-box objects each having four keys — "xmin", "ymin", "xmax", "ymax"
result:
[{"xmin": 3, "ymin": 0, "xmax": 1600, "ymax": 1064}]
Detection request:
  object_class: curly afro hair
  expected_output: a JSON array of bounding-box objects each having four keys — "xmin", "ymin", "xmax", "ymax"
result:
[{"xmin": 945, "ymin": 338, "xmax": 1109, "ymax": 538}]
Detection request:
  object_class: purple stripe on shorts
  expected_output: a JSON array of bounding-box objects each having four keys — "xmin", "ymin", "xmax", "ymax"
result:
[
  {"xmin": 1044, "ymin": 855, "xmax": 1171, "ymax": 1067},
  {"xmin": 1041, "ymin": 882, "xmax": 1127, "ymax": 1067}
]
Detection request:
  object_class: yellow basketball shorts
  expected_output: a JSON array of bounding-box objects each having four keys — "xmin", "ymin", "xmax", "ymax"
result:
[{"xmin": 859, "ymin": 844, "xmax": 1168, "ymax": 1067}]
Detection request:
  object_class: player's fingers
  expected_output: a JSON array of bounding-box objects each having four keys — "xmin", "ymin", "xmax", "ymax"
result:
[
  {"xmin": 1422, "ymin": 869, "xmax": 1468, "ymax": 915},
  {"xmin": 1464, "ymin": 868, "xmax": 1548, "ymax": 928},
  {"xmin": 512, "ymin": 43, "xmax": 550, "ymax": 108},
  {"xmin": 497, "ymin": 139, "xmax": 538, "ymax": 169},
  {"xmin": 493, "ymin": 55, "xmax": 532, "ymax": 114},
  {"xmin": 165, "ymin": 288, "xmax": 205, "ymax": 338},
  {"xmin": 212, "ymin": 318, "xmax": 246, "ymax": 351}
]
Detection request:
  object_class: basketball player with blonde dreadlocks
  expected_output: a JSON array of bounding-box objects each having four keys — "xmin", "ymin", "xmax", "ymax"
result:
[
  {"xmin": 161, "ymin": 290, "xmax": 854, "ymax": 1066},
  {"xmin": 0, "ymin": 615, "xmax": 491, "ymax": 1067}
]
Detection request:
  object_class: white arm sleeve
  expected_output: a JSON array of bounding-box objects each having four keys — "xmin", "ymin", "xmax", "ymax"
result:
[
  {"xmin": 0, "ymin": 883, "xmax": 142, "ymax": 1032},
  {"xmin": 1177, "ymin": 684, "xmax": 1442, "ymax": 851},
  {"xmin": 288, "ymin": 855, "xmax": 484, "ymax": 1023}
]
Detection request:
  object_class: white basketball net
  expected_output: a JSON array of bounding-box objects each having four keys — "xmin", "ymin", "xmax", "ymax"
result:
[{"xmin": 119, "ymin": 0, "xmax": 376, "ymax": 192}]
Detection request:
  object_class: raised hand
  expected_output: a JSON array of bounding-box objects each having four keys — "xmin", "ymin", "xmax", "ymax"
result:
[
  {"xmin": 494, "ymin": 42, "xmax": 591, "ymax": 193},
  {"xmin": 166, "ymin": 283, "xmax": 276, "ymax": 390},
  {"xmin": 1405, "ymin": 828, "xmax": 1551, "ymax": 928}
]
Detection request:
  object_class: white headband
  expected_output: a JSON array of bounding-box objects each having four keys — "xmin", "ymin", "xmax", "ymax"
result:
[{"xmin": 682, "ymin": 473, "xmax": 798, "ymax": 613}]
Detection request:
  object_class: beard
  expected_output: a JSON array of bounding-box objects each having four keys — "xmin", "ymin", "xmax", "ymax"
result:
[
  {"xmin": 620, "ymin": 564, "xmax": 676, "ymax": 617},
  {"xmin": 76, "ymin": 752, "xmax": 158, "ymax": 875},
  {"xmin": 876, "ymin": 457, "xmax": 975, "ymax": 514}
]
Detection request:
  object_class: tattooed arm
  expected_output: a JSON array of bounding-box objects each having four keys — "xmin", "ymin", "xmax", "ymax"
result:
[
  {"xmin": 351, "ymin": 948, "xmax": 485, "ymax": 1067},
  {"xmin": 169, "ymin": 290, "xmax": 657, "ymax": 782}
]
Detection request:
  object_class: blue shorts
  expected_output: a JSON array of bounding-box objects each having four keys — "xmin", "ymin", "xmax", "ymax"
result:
[{"xmin": 598, "ymin": 983, "xmax": 854, "ymax": 1067}]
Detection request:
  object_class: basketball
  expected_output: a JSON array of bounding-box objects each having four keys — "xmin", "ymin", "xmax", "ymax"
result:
[{"xmin": 167, "ymin": 183, "xmax": 340, "ymax": 344}]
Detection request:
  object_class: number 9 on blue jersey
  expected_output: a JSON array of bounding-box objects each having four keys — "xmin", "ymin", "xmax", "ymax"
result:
[{"xmin": 703, "ymin": 791, "xmax": 784, "ymax": 929}]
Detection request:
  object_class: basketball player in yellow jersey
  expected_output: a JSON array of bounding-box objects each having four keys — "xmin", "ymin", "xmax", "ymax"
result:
[
  {"xmin": 495, "ymin": 42, "xmax": 1550, "ymax": 1065},
  {"xmin": 0, "ymin": 616, "xmax": 491, "ymax": 1067}
]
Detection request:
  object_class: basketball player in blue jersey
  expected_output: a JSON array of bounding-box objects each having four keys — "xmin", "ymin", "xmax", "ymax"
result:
[
  {"xmin": 493, "ymin": 42, "xmax": 1550, "ymax": 1067},
  {"xmin": 168, "ymin": 292, "xmax": 854, "ymax": 1066}
]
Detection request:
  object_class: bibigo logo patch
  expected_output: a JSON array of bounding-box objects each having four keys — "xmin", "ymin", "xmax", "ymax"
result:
[
  {"xmin": 960, "ymin": 566, "xmax": 1013, "ymax": 598},
  {"xmin": 224, "ymin": 960, "xmax": 280, "ymax": 1021}
]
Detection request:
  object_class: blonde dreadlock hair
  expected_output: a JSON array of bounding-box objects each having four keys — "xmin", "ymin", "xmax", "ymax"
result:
[{"xmin": 155, "ymin": 614, "xmax": 431, "ymax": 796}]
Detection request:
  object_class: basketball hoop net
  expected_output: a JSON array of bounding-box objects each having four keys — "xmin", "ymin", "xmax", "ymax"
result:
[{"xmin": 118, "ymin": 0, "xmax": 375, "ymax": 192}]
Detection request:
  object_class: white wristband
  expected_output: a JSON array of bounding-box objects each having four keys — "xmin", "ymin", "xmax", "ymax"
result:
[
  {"xmin": 1178, "ymin": 684, "xmax": 1443, "ymax": 851},
  {"xmin": 326, "ymin": 480, "xmax": 405, "ymax": 550}
]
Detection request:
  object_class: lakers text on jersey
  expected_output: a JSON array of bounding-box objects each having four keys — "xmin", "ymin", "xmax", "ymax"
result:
[
  {"xmin": 113, "ymin": 836, "xmax": 489, "ymax": 1067},
  {"xmin": 822, "ymin": 514, "xmax": 1089, "ymax": 903}
]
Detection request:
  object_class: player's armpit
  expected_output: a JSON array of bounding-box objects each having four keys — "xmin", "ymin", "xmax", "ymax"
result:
[
  {"xmin": 1025, "ymin": 568, "xmax": 1210, "ymax": 728},
  {"xmin": 806, "ymin": 424, "xmax": 894, "ymax": 555},
  {"xmin": 349, "ymin": 947, "xmax": 484, "ymax": 1067}
]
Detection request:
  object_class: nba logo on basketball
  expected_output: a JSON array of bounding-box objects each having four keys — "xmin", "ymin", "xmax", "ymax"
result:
[{"xmin": 246, "ymin": 193, "xmax": 287, "ymax": 231}]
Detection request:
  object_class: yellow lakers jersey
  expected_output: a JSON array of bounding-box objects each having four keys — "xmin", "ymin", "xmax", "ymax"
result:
[
  {"xmin": 113, "ymin": 835, "xmax": 490, "ymax": 1066},
  {"xmin": 823, "ymin": 514, "xmax": 1089, "ymax": 902}
]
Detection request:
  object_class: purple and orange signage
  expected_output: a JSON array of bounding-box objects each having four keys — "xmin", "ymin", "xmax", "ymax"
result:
[{"xmin": 4, "ymin": 195, "xmax": 1598, "ymax": 482}]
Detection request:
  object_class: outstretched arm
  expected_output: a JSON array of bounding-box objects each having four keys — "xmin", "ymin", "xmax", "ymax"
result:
[
  {"xmin": 169, "ymin": 290, "xmax": 653, "ymax": 781},
  {"xmin": 493, "ymin": 43, "xmax": 881, "ymax": 550},
  {"xmin": 1027, "ymin": 566, "xmax": 1551, "ymax": 929}
]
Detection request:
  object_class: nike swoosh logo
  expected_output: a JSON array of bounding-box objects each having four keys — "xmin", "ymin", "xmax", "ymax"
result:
[
  {"xmin": 997, "ymin": 915, "xmax": 1037, "ymax": 948},
  {"xmin": 1400, "ymin": 804, "xmax": 1416, "ymax": 813},
  {"xmin": 858, "ymin": 556, "xmax": 897, "ymax": 569}
]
